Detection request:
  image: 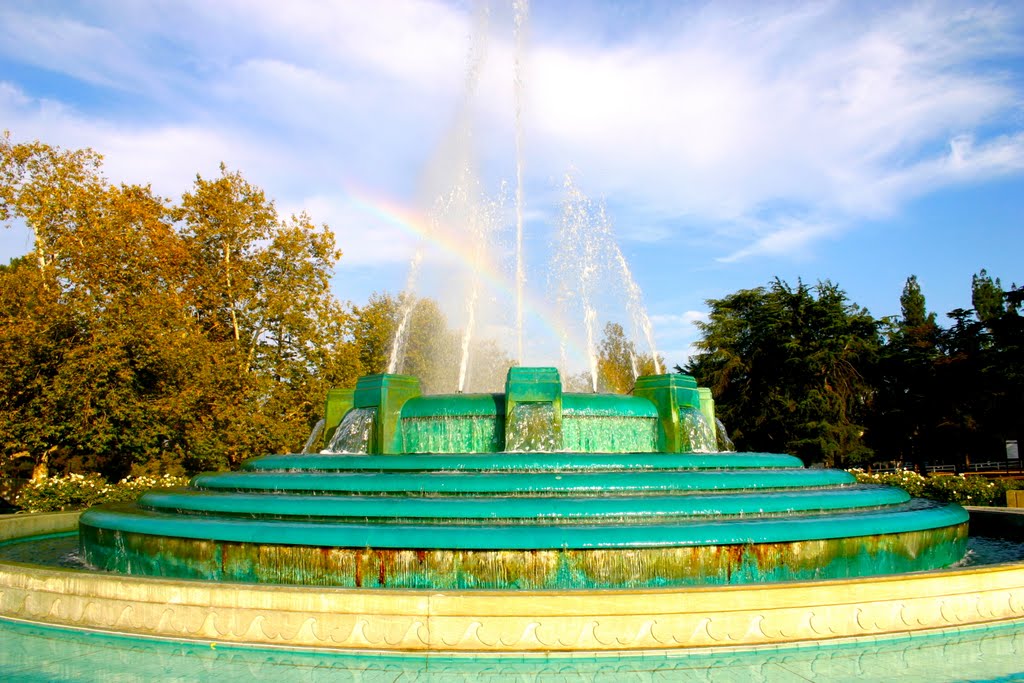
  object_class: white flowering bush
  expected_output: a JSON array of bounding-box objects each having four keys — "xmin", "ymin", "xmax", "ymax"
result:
[
  {"xmin": 848, "ymin": 468, "xmax": 927, "ymax": 497},
  {"xmin": 15, "ymin": 473, "xmax": 191, "ymax": 513},
  {"xmin": 848, "ymin": 467, "xmax": 1017, "ymax": 506}
]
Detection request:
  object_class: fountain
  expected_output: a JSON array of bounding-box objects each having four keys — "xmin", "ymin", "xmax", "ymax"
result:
[
  {"xmin": 77, "ymin": 367, "xmax": 968, "ymax": 592},
  {"xmin": 1, "ymin": 381, "xmax": 1023, "ymax": 665},
  {"xmin": 1, "ymin": 7, "xmax": 1022, "ymax": 675},
  {"xmin": 5, "ymin": 364, "xmax": 1005, "ymax": 660}
]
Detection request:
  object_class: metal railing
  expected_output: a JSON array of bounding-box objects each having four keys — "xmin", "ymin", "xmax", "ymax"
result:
[{"xmin": 866, "ymin": 461, "xmax": 1023, "ymax": 475}]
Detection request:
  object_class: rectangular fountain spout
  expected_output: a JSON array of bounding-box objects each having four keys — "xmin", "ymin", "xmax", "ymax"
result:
[
  {"xmin": 697, "ymin": 387, "xmax": 716, "ymax": 430},
  {"xmin": 634, "ymin": 374, "xmax": 703, "ymax": 453},
  {"xmin": 353, "ymin": 374, "xmax": 421, "ymax": 454},
  {"xmin": 504, "ymin": 367, "xmax": 563, "ymax": 451}
]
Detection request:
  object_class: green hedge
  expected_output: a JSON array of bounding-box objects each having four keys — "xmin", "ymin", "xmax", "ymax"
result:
[
  {"xmin": 14, "ymin": 473, "xmax": 191, "ymax": 513},
  {"xmin": 849, "ymin": 468, "xmax": 1024, "ymax": 507}
]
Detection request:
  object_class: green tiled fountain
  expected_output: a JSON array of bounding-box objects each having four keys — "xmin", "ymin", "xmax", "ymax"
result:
[{"xmin": 79, "ymin": 368, "xmax": 968, "ymax": 590}]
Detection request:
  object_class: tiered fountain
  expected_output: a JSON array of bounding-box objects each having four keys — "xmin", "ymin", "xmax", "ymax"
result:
[
  {"xmin": 2, "ymin": 4, "xmax": 1022, "ymax": 661},
  {"xmin": 1, "ymin": 373, "xmax": 1022, "ymax": 659},
  {"xmin": 79, "ymin": 368, "xmax": 968, "ymax": 593}
]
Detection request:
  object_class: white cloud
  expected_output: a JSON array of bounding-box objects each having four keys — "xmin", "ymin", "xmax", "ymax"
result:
[
  {"xmin": 859, "ymin": 132, "xmax": 1024, "ymax": 210},
  {"xmin": 282, "ymin": 194, "xmax": 420, "ymax": 267},
  {"xmin": 514, "ymin": 2, "xmax": 1024, "ymax": 259},
  {"xmin": 1, "ymin": 0, "xmax": 1022, "ymax": 272},
  {"xmin": 717, "ymin": 219, "xmax": 839, "ymax": 264},
  {"xmin": 209, "ymin": 0, "xmax": 470, "ymax": 91},
  {"xmin": 0, "ymin": 8, "xmax": 141, "ymax": 91},
  {"xmin": 0, "ymin": 83, "xmax": 264, "ymax": 197}
]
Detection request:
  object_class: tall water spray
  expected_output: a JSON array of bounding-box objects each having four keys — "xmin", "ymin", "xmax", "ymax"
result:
[
  {"xmin": 605, "ymin": 223, "xmax": 663, "ymax": 376},
  {"xmin": 387, "ymin": 249, "xmax": 424, "ymax": 374},
  {"xmin": 388, "ymin": 4, "xmax": 490, "ymax": 376},
  {"xmin": 552, "ymin": 176, "xmax": 664, "ymax": 389},
  {"xmin": 513, "ymin": 0, "xmax": 528, "ymax": 366},
  {"xmin": 450, "ymin": 176, "xmax": 504, "ymax": 393},
  {"xmin": 388, "ymin": 3, "xmax": 660, "ymax": 389},
  {"xmin": 555, "ymin": 174, "xmax": 601, "ymax": 392}
]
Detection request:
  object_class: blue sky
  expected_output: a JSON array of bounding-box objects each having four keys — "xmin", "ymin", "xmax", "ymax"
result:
[{"xmin": 1, "ymin": 0, "xmax": 1022, "ymax": 371}]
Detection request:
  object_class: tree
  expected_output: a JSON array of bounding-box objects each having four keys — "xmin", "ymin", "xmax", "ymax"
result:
[
  {"xmin": 1, "ymin": 138, "xmax": 194, "ymax": 478},
  {"xmin": 683, "ymin": 279, "xmax": 879, "ymax": 467},
  {"xmin": 0, "ymin": 136, "xmax": 359, "ymax": 478},
  {"xmin": 869, "ymin": 275, "xmax": 941, "ymax": 467},
  {"xmin": 0, "ymin": 256, "xmax": 70, "ymax": 481},
  {"xmin": 972, "ymin": 269, "xmax": 1005, "ymax": 325},
  {"xmin": 351, "ymin": 292, "xmax": 401, "ymax": 375},
  {"xmin": 595, "ymin": 322, "xmax": 661, "ymax": 394},
  {"xmin": 914, "ymin": 270, "xmax": 1023, "ymax": 467},
  {"xmin": 900, "ymin": 275, "xmax": 936, "ymax": 329},
  {"xmin": 348, "ymin": 292, "xmax": 518, "ymax": 394},
  {"xmin": 167, "ymin": 166, "xmax": 357, "ymax": 467}
]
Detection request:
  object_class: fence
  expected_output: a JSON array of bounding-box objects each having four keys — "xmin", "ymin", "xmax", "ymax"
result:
[{"xmin": 869, "ymin": 461, "xmax": 1024, "ymax": 475}]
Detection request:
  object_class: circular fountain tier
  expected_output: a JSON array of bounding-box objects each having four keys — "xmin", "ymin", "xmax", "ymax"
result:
[{"xmin": 79, "ymin": 452, "xmax": 968, "ymax": 589}]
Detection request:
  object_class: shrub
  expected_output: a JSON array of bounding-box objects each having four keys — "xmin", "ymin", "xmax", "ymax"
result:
[
  {"xmin": 848, "ymin": 468, "xmax": 927, "ymax": 497},
  {"xmin": 15, "ymin": 473, "xmax": 190, "ymax": 513},
  {"xmin": 848, "ymin": 468, "xmax": 1015, "ymax": 507},
  {"xmin": 923, "ymin": 474, "xmax": 1001, "ymax": 506}
]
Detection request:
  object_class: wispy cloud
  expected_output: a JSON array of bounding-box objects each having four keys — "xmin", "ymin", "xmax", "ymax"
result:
[
  {"xmin": 649, "ymin": 310, "xmax": 709, "ymax": 367},
  {"xmin": 1, "ymin": 0, "xmax": 1022, "ymax": 273},
  {"xmin": 717, "ymin": 218, "xmax": 839, "ymax": 264},
  {"xmin": 518, "ymin": 2, "xmax": 1024, "ymax": 259}
]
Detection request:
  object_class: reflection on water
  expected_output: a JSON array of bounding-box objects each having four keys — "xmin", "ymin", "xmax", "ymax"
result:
[
  {"xmin": 958, "ymin": 536, "xmax": 1024, "ymax": 566},
  {"xmin": 1, "ymin": 617, "xmax": 1023, "ymax": 682}
]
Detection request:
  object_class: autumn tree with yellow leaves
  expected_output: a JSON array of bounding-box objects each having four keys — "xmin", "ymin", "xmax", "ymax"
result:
[{"xmin": 0, "ymin": 134, "xmax": 361, "ymax": 480}]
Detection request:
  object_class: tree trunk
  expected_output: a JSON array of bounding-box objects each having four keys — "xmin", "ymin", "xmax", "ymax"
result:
[{"xmin": 30, "ymin": 447, "xmax": 56, "ymax": 482}]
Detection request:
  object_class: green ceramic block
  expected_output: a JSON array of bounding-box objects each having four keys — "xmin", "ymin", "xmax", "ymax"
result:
[
  {"xmin": 505, "ymin": 367, "xmax": 563, "ymax": 451},
  {"xmin": 352, "ymin": 374, "xmax": 421, "ymax": 454},
  {"xmin": 697, "ymin": 387, "xmax": 716, "ymax": 430},
  {"xmin": 322, "ymin": 388, "xmax": 355, "ymax": 449},
  {"xmin": 634, "ymin": 373, "xmax": 703, "ymax": 452}
]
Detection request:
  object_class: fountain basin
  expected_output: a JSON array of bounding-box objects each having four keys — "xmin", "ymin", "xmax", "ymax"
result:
[
  {"xmin": 40, "ymin": 369, "xmax": 990, "ymax": 653},
  {"xmin": 2, "ymin": 511, "xmax": 1023, "ymax": 654},
  {"xmin": 78, "ymin": 450, "xmax": 967, "ymax": 588}
]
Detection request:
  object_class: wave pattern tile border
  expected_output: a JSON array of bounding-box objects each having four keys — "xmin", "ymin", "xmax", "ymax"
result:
[{"xmin": 2, "ymin": 513, "xmax": 1024, "ymax": 654}]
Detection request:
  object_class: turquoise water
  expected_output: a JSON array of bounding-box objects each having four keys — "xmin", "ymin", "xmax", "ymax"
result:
[{"xmin": 1, "ymin": 616, "xmax": 1023, "ymax": 682}]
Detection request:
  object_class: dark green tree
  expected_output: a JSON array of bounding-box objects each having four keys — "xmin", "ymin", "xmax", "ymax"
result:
[
  {"xmin": 972, "ymin": 269, "xmax": 1005, "ymax": 326},
  {"xmin": 869, "ymin": 275, "xmax": 941, "ymax": 467},
  {"xmin": 683, "ymin": 279, "xmax": 879, "ymax": 466},
  {"xmin": 900, "ymin": 275, "xmax": 936, "ymax": 329}
]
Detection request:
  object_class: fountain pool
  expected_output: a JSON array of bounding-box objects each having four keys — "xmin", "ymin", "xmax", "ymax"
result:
[
  {"xmin": 2, "ymin": 367, "xmax": 1019, "ymax": 661},
  {"xmin": 0, "ymin": 368, "xmax": 1021, "ymax": 677}
]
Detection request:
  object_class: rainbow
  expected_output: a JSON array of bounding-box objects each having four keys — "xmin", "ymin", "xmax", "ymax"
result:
[{"xmin": 339, "ymin": 186, "xmax": 592, "ymax": 365}]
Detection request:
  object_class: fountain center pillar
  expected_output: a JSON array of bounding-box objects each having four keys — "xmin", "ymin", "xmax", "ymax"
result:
[
  {"xmin": 504, "ymin": 367, "xmax": 563, "ymax": 451},
  {"xmin": 634, "ymin": 373, "xmax": 702, "ymax": 453},
  {"xmin": 352, "ymin": 374, "xmax": 421, "ymax": 454}
]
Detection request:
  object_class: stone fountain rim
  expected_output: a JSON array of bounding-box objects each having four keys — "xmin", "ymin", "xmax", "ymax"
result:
[{"xmin": 2, "ymin": 509, "xmax": 1024, "ymax": 654}]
